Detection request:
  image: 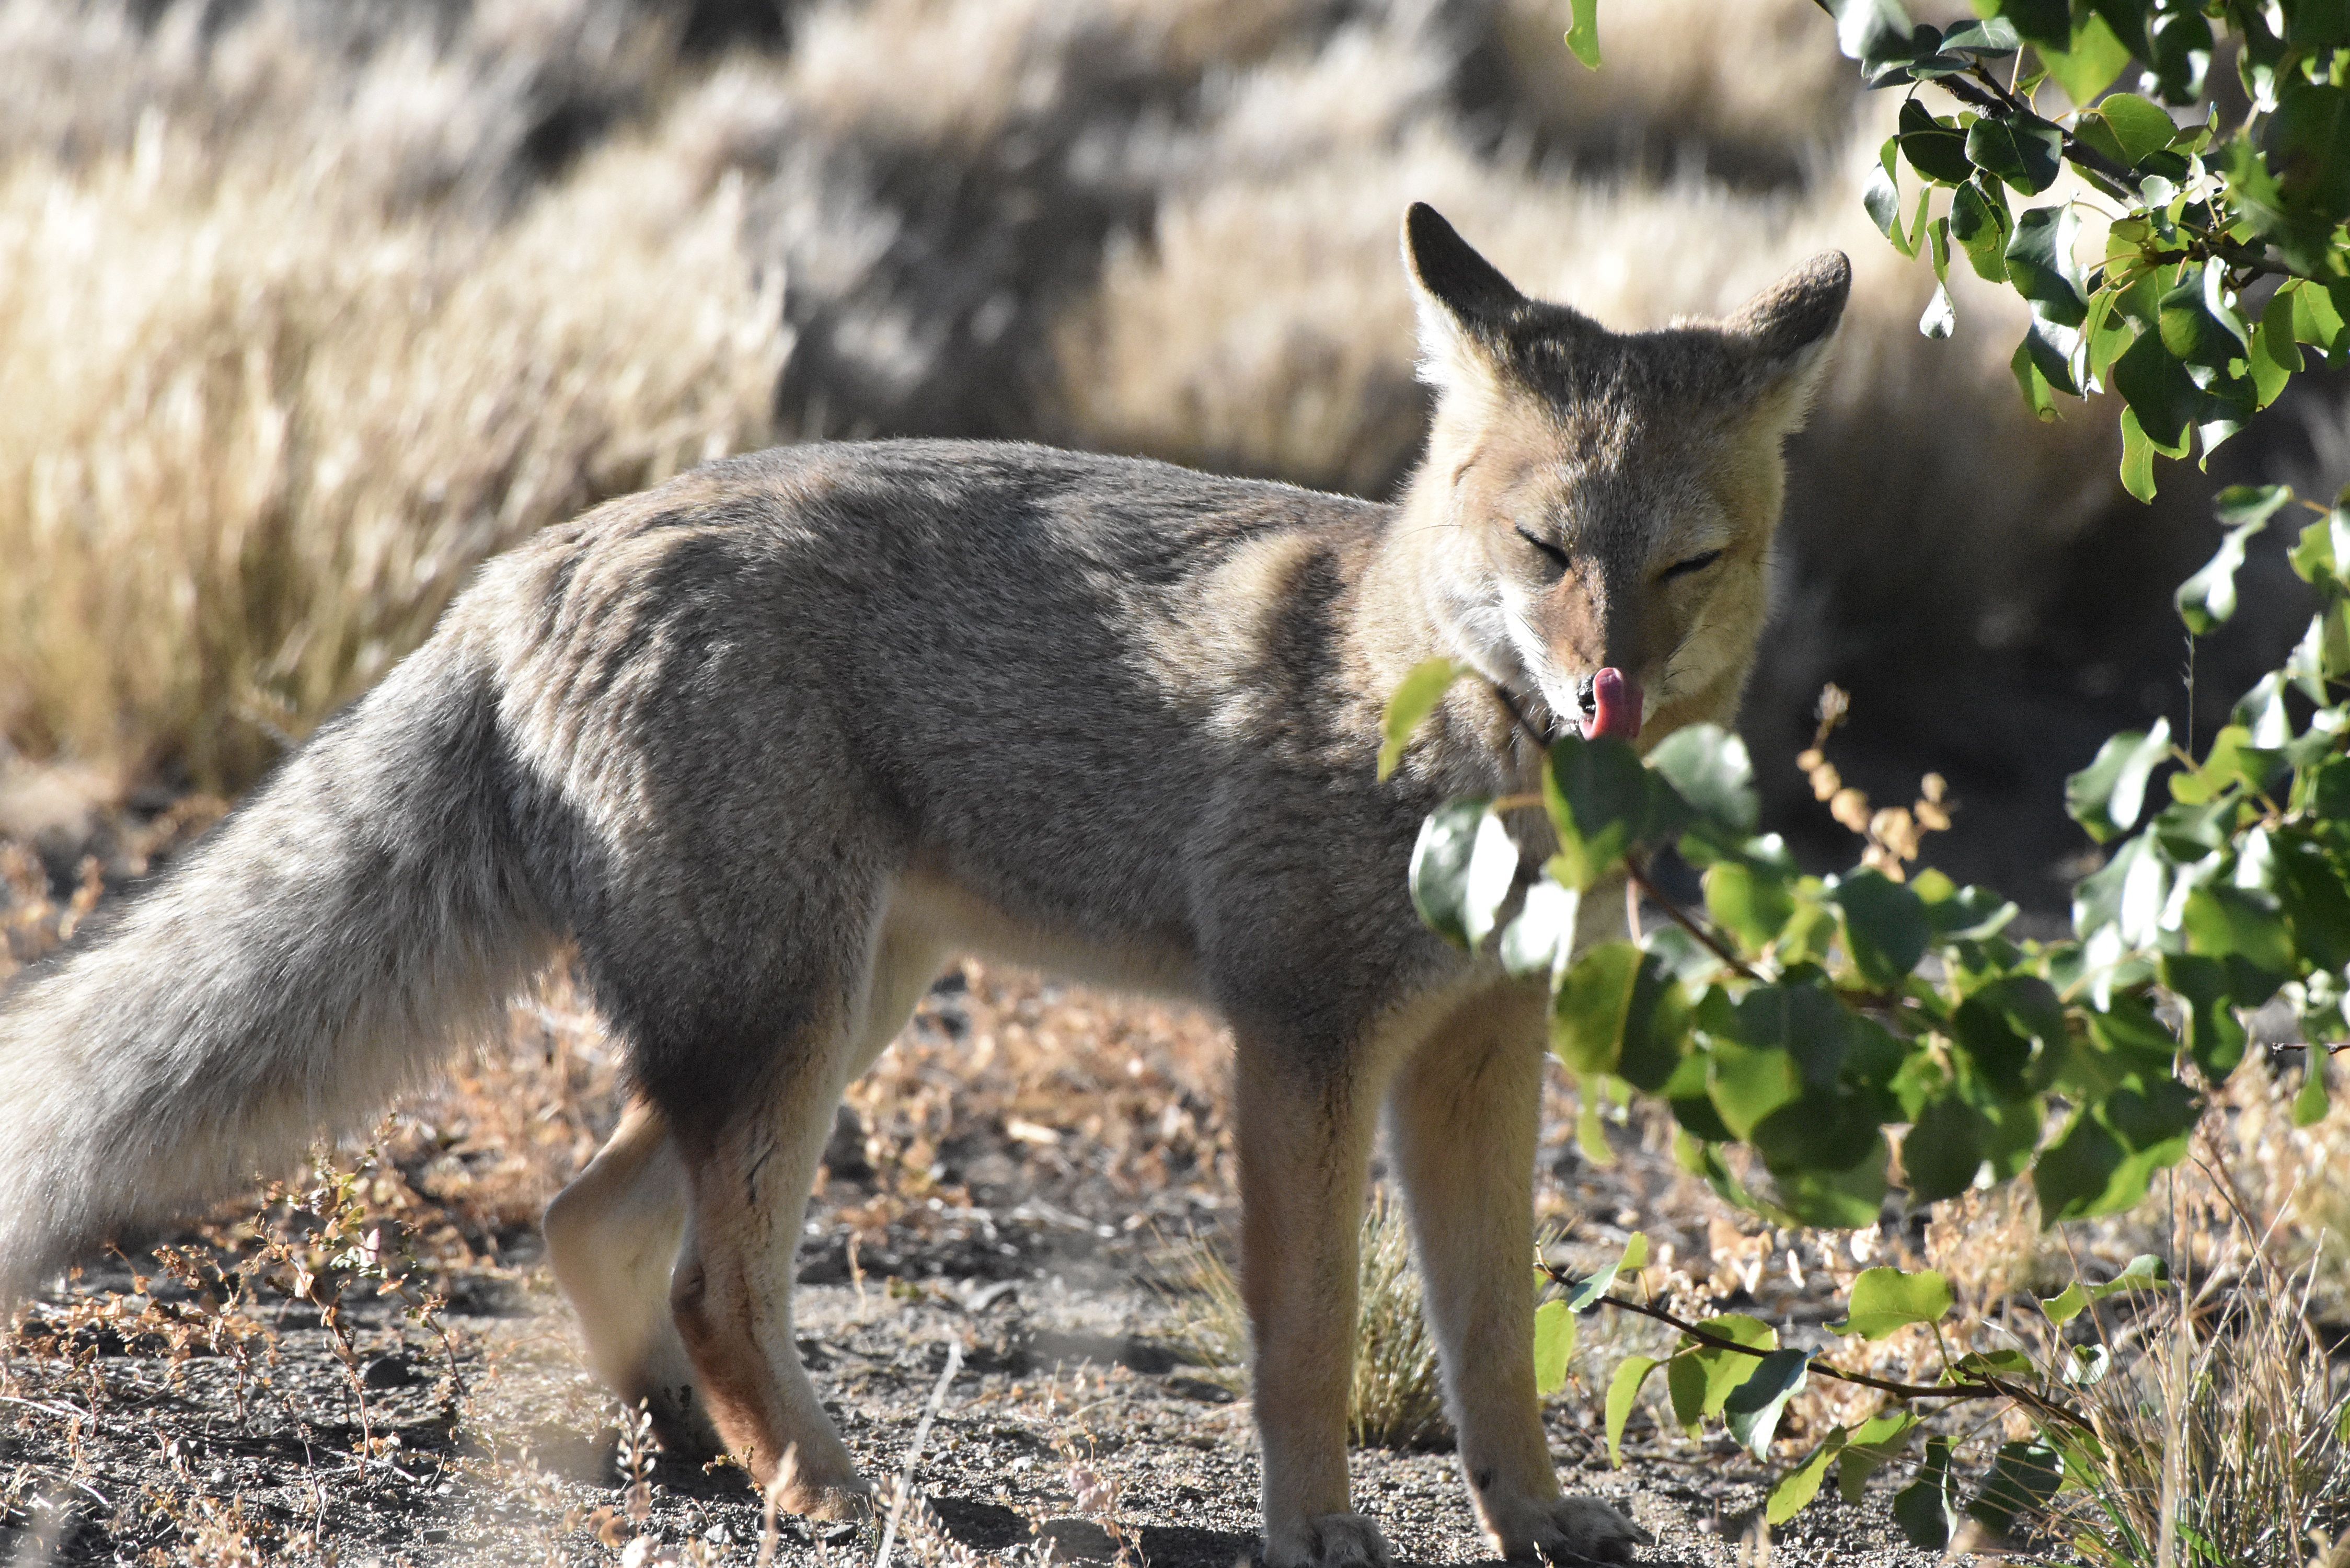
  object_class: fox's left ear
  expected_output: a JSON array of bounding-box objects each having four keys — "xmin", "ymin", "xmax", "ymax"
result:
[{"xmin": 1724, "ymin": 251, "xmax": 1851, "ymax": 430}]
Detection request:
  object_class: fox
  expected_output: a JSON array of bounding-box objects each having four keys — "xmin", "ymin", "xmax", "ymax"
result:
[{"xmin": 0, "ymin": 204, "xmax": 1845, "ymax": 1566}]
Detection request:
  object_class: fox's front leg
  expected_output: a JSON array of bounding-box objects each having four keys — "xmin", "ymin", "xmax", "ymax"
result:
[
  {"xmin": 1387, "ymin": 984, "xmax": 1650, "ymax": 1564},
  {"xmin": 1235, "ymin": 1043, "xmax": 1391, "ymax": 1568}
]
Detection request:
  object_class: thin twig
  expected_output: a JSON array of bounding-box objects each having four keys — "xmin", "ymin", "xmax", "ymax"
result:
[
  {"xmin": 1625, "ymin": 856, "xmax": 1765, "ymax": 982},
  {"xmin": 873, "ymin": 1339, "xmax": 964, "ymax": 1568},
  {"xmin": 1542, "ymin": 1264, "xmax": 2098, "ymax": 1433}
]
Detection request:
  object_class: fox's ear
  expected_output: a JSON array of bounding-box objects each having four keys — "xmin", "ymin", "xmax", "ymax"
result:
[
  {"xmin": 1401, "ymin": 203, "xmax": 1525, "ymax": 400},
  {"xmin": 1724, "ymin": 251, "xmax": 1851, "ymax": 427}
]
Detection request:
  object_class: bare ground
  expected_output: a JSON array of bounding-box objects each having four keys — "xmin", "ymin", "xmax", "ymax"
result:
[{"xmin": 0, "ymin": 803, "xmax": 2165, "ymax": 1567}]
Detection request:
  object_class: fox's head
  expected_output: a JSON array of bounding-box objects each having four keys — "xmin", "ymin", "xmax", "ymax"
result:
[{"xmin": 1397, "ymin": 202, "xmax": 1848, "ymax": 749}]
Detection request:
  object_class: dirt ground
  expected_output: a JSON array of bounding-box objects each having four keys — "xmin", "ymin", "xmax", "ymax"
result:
[
  {"xmin": 0, "ymin": 1114, "xmax": 1973, "ymax": 1567},
  {"xmin": 0, "ymin": 809, "xmax": 2121, "ymax": 1567}
]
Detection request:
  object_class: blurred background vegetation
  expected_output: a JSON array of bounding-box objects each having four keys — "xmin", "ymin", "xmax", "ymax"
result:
[{"xmin": 1, "ymin": 0, "xmax": 2338, "ymax": 907}]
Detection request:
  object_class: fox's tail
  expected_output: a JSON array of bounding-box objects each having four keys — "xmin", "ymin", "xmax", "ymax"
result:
[{"xmin": 0, "ymin": 632, "xmax": 557, "ymax": 1304}]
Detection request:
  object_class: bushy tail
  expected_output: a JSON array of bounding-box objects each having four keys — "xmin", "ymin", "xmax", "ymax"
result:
[{"xmin": 0, "ymin": 635, "xmax": 556, "ymax": 1304}]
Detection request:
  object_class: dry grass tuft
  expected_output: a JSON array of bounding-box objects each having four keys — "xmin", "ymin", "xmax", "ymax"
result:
[
  {"xmin": 0, "ymin": 114, "xmax": 786, "ymax": 790},
  {"xmin": 1169, "ymin": 1189, "xmax": 1449, "ymax": 1450},
  {"xmin": 2046, "ymin": 1246, "xmax": 2350, "ymax": 1566}
]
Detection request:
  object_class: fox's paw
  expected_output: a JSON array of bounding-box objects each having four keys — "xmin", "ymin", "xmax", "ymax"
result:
[
  {"xmin": 766, "ymin": 1466, "xmax": 874, "ymax": 1524},
  {"xmin": 1262, "ymin": 1511, "xmax": 1391, "ymax": 1568},
  {"xmin": 1483, "ymin": 1493, "xmax": 1651, "ymax": 1564}
]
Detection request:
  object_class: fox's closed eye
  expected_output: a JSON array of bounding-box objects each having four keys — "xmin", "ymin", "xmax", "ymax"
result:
[
  {"xmin": 1514, "ymin": 525, "xmax": 1570, "ymax": 571},
  {"xmin": 1661, "ymin": 549, "xmax": 1723, "ymax": 581}
]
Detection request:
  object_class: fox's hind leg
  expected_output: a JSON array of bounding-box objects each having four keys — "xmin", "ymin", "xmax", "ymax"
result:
[
  {"xmin": 544, "ymin": 1096, "xmax": 716, "ymax": 1459},
  {"xmin": 1386, "ymin": 983, "xmax": 1648, "ymax": 1564},
  {"xmin": 662, "ymin": 917, "xmax": 943, "ymax": 1517}
]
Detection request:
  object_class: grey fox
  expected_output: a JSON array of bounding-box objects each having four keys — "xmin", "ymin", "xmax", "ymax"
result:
[{"xmin": 0, "ymin": 204, "xmax": 1845, "ymax": 1566}]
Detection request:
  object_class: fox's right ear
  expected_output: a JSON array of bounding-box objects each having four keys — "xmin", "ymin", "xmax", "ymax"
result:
[{"xmin": 1401, "ymin": 203, "xmax": 1524, "ymax": 402}]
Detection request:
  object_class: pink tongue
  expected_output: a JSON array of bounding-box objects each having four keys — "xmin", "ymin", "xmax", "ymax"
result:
[{"xmin": 1583, "ymin": 667, "xmax": 1643, "ymax": 741}]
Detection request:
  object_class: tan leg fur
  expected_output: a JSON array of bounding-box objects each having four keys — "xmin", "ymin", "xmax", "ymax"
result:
[
  {"xmin": 1387, "ymin": 982, "xmax": 1650, "ymax": 1564},
  {"xmin": 543, "ymin": 1097, "xmax": 715, "ymax": 1458},
  {"xmin": 550, "ymin": 916, "xmax": 942, "ymax": 1518}
]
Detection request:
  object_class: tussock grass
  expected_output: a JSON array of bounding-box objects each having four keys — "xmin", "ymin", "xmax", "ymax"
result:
[
  {"xmin": 0, "ymin": 114, "xmax": 786, "ymax": 790},
  {"xmin": 1170, "ymin": 1189, "xmax": 1450, "ymax": 1450},
  {"xmin": 2046, "ymin": 1246, "xmax": 2350, "ymax": 1567},
  {"xmin": 1485, "ymin": 0, "xmax": 1861, "ymax": 186}
]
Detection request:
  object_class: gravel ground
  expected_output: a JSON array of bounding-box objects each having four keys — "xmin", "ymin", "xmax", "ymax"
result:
[{"xmin": 0, "ymin": 1209, "xmax": 1978, "ymax": 1568}]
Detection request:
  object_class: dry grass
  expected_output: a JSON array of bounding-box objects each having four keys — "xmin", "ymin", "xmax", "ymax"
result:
[
  {"xmin": 1169, "ymin": 1190, "xmax": 1450, "ymax": 1451},
  {"xmin": 2042, "ymin": 1229, "xmax": 2350, "ymax": 1565},
  {"xmin": 0, "ymin": 0, "xmax": 2199, "ymax": 798},
  {"xmin": 0, "ymin": 102, "xmax": 785, "ymax": 790}
]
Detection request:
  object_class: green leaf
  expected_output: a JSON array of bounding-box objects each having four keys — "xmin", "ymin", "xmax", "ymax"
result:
[
  {"xmin": 1837, "ymin": 1410, "xmax": 1921, "ymax": 1504},
  {"xmin": 2273, "ymin": 82, "xmax": 2350, "ymax": 227},
  {"xmin": 2120, "ymin": 407, "xmax": 2158, "ymax": 502},
  {"xmin": 1768, "ymin": 1428, "xmax": 1848, "ymax": 1525},
  {"xmin": 1902, "ymin": 1094, "xmax": 1985, "ymax": 1202},
  {"xmin": 1919, "ymin": 282, "xmax": 1955, "ymax": 339},
  {"xmin": 1864, "ymin": 157, "xmax": 1905, "ymax": 242},
  {"xmin": 1409, "ymin": 800, "xmax": 1517, "ymax": 949},
  {"xmin": 1894, "ymin": 1436, "xmax": 1960, "ymax": 1549},
  {"xmin": 1702, "ymin": 860, "xmax": 1795, "ymax": 954},
  {"xmin": 2113, "ymin": 325, "xmax": 2200, "ymax": 452},
  {"xmin": 1953, "ymin": 974, "xmax": 2067, "ymax": 1094},
  {"xmin": 1966, "ymin": 110, "xmax": 2064, "ymax": 194},
  {"xmin": 1769, "ymin": 1134, "xmax": 1890, "ymax": 1228},
  {"xmin": 1533, "ymin": 1300, "xmax": 1575, "ymax": 1395},
  {"xmin": 1723, "ymin": 1348, "xmax": 1811, "ymax": 1459},
  {"xmin": 2216, "ymin": 482, "xmax": 2296, "ymax": 530},
  {"xmin": 2065, "ymin": 1343, "xmax": 2113, "ymax": 1386},
  {"xmin": 2181, "ymin": 884, "xmax": 2294, "ymax": 974},
  {"xmin": 2297, "ymin": 1057, "xmax": 2330, "ymax": 1127},
  {"xmin": 2161, "ymin": 951, "xmax": 2252, "ymax": 1078},
  {"xmin": 1552, "ymin": 943, "xmax": 1692, "ymax": 1088},
  {"xmin": 1829, "ymin": 870, "xmax": 1932, "ymax": 986},
  {"xmin": 2177, "ymin": 521, "xmax": 2266, "ymax": 635},
  {"xmin": 2040, "ymin": 1280, "xmax": 2090, "ymax": 1325},
  {"xmin": 1994, "ymin": 0, "xmax": 2066, "ymax": 48},
  {"xmin": 1563, "ymin": 0, "xmax": 1600, "ymax": 67},
  {"xmin": 1971, "ymin": 1440, "xmax": 2063, "ymax": 1534},
  {"xmin": 2039, "ymin": 10, "xmax": 2129, "ymax": 105},
  {"xmin": 2012, "ymin": 335, "xmax": 2058, "ymax": 419},
  {"xmin": 2291, "ymin": 277, "xmax": 2350, "ymax": 359},
  {"xmin": 1605, "ymin": 1355, "xmax": 1662, "ymax": 1465},
  {"xmin": 1500, "ymin": 880, "xmax": 1581, "ymax": 982},
  {"xmin": 2032, "ymin": 1096, "xmax": 2195, "ymax": 1222},
  {"xmin": 1557, "ymin": 1231, "xmax": 1650, "ymax": 1314},
  {"xmin": 1379, "ymin": 658, "xmax": 1473, "ymax": 781},
  {"xmin": 1897, "ymin": 99, "xmax": 1974, "ymax": 183},
  {"xmin": 1679, "ymin": 1315, "xmax": 1779, "ymax": 1422},
  {"xmin": 2065, "ymin": 719, "xmax": 2172, "ymax": 843},
  {"xmin": 1830, "ymin": 1266, "xmax": 1954, "ymax": 1339},
  {"xmin": 1647, "ymin": 723, "xmax": 1759, "ymax": 833},
  {"xmin": 2093, "ymin": 1253, "xmax": 2171, "ymax": 1299},
  {"xmin": 2005, "ymin": 206, "xmax": 2086, "ymax": 327},
  {"xmin": 1950, "ymin": 179, "xmax": 2011, "ymax": 284},
  {"xmin": 2094, "ymin": 93, "xmax": 2179, "ymax": 165},
  {"xmin": 1830, "ymin": 0, "xmax": 1926, "ymax": 73},
  {"xmin": 1939, "ymin": 18, "xmax": 2019, "ymax": 55},
  {"xmin": 1546, "ymin": 733, "xmax": 1677, "ymax": 890},
  {"xmin": 2290, "ymin": 508, "xmax": 2350, "ymax": 590}
]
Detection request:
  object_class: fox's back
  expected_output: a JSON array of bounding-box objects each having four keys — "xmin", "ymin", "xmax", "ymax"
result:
[{"xmin": 470, "ymin": 439, "xmax": 1423, "ymax": 995}]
